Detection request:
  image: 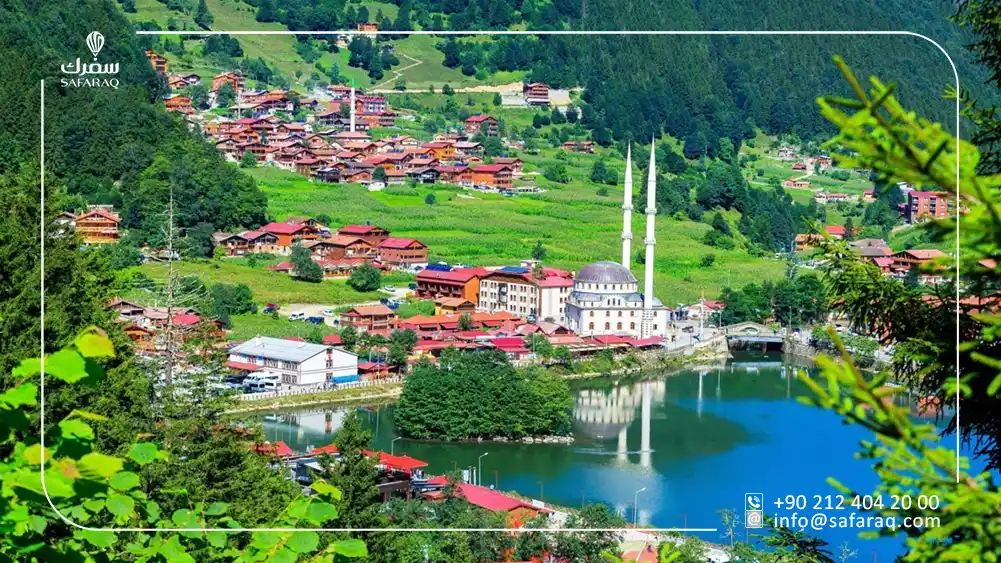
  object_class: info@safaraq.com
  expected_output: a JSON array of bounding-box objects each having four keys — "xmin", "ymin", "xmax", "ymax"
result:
[{"xmin": 743, "ymin": 493, "xmax": 942, "ymax": 532}]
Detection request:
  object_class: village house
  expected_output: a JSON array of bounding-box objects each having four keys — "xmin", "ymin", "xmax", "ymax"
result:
[
  {"xmin": 416, "ymin": 267, "xmax": 488, "ymax": 302},
  {"xmin": 464, "ymin": 115, "xmax": 499, "ymax": 137},
  {"xmin": 907, "ymin": 191, "xmax": 954, "ymax": 223},
  {"xmin": 561, "ymin": 140, "xmax": 595, "ymax": 154},
  {"xmin": 406, "ymin": 167, "xmax": 440, "ymax": 185},
  {"xmin": 356, "ymin": 95, "xmax": 389, "ymax": 114},
  {"xmin": 434, "ymin": 297, "xmax": 476, "ymax": 316},
  {"xmin": 377, "ymin": 238, "xmax": 429, "ymax": 269},
  {"xmin": 262, "ymin": 221, "xmax": 322, "ymax": 250},
  {"xmin": 777, "ymin": 147, "xmax": 800, "ymax": 160},
  {"xmin": 423, "ymin": 482, "xmax": 550, "ymax": 528},
  {"xmin": 492, "ymin": 157, "xmax": 524, "ymax": 175},
  {"xmin": 454, "ymin": 141, "xmax": 483, "ymax": 157},
  {"xmin": 458, "ymin": 164, "xmax": 514, "ymax": 190},
  {"xmin": 74, "ymin": 206, "xmax": 121, "ymax": 244},
  {"xmin": 890, "ymin": 249, "xmax": 947, "ymax": 279},
  {"xmin": 314, "ymin": 167, "xmax": 341, "ymax": 183},
  {"xmin": 304, "ymin": 236, "xmax": 376, "ymax": 260},
  {"xmin": 863, "ymin": 189, "xmax": 876, "ymax": 203},
  {"xmin": 814, "ymin": 192, "xmax": 853, "ymax": 204},
  {"xmin": 339, "ymin": 305, "xmax": 397, "ymax": 331},
  {"xmin": 337, "ymin": 224, "xmax": 391, "ymax": 246},
  {"xmin": 434, "ymin": 166, "xmax": 464, "ymax": 184},
  {"xmin": 212, "ymin": 232, "xmax": 250, "ymax": 256},
  {"xmin": 783, "ymin": 179, "xmax": 812, "ymax": 189},
  {"xmin": 145, "ymin": 49, "xmax": 168, "ymax": 74},
  {"xmin": 423, "ymin": 141, "xmax": 456, "ymax": 161},
  {"xmin": 167, "ymin": 73, "xmax": 200, "ymax": 90},
  {"xmin": 522, "ymin": 82, "xmax": 550, "ymax": 106},
  {"xmin": 228, "ymin": 336, "xmax": 358, "ymax": 388},
  {"xmin": 164, "ymin": 95, "xmax": 194, "ymax": 114},
  {"xmin": 356, "ymin": 22, "xmax": 379, "ymax": 38},
  {"xmin": 478, "ymin": 264, "xmax": 575, "ymax": 324},
  {"xmin": 211, "ymin": 71, "xmax": 245, "ymax": 93},
  {"xmin": 240, "ymin": 230, "xmax": 281, "ymax": 253}
]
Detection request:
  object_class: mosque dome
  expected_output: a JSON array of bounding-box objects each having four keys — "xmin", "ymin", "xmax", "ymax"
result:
[{"xmin": 576, "ymin": 261, "xmax": 638, "ymax": 285}]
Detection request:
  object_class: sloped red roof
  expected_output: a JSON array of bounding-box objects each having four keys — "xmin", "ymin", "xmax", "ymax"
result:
[
  {"xmin": 470, "ymin": 164, "xmax": 511, "ymax": 173},
  {"xmin": 312, "ymin": 443, "xmax": 339, "ymax": 455},
  {"xmin": 323, "ymin": 334, "xmax": 343, "ymax": 345},
  {"xmin": 255, "ymin": 441, "xmax": 294, "ymax": 457},
  {"xmin": 262, "ymin": 222, "xmax": 305, "ymax": 235},
  {"xmin": 416, "ymin": 267, "xmax": 487, "ymax": 283},
  {"xmin": 465, "ymin": 114, "xmax": 496, "ymax": 123},
  {"xmin": 172, "ymin": 314, "xmax": 202, "ymax": 326},
  {"xmin": 379, "ymin": 237, "xmax": 425, "ymax": 250},
  {"xmin": 456, "ymin": 483, "xmax": 549, "ymax": 514},
  {"xmin": 338, "ymin": 224, "xmax": 382, "ymax": 235}
]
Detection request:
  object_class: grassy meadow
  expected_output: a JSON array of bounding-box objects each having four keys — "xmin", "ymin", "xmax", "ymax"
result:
[{"xmin": 251, "ymin": 164, "xmax": 786, "ymax": 304}]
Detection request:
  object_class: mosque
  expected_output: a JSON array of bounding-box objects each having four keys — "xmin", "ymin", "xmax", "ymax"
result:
[{"xmin": 565, "ymin": 143, "xmax": 671, "ymax": 339}]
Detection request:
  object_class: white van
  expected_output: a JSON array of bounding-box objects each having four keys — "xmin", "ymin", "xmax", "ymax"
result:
[
  {"xmin": 244, "ymin": 372, "xmax": 281, "ymax": 393},
  {"xmin": 288, "ymin": 312, "xmax": 306, "ymax": 321}
]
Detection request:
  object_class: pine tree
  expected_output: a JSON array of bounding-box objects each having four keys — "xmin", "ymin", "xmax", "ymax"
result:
[{"xmin": 195, "ymin": 0, "xmax": 213, "ymax": 29}]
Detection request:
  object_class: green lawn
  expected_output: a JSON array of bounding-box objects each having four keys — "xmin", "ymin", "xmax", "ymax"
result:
[
  {"xmin": 226, "ymin": 313, "xmax": 341, "ymax": 342},
  {"xmin": 135, "ymin": 259, "xmax": 384, "ymax": 305},
  {"xmin": 251, "ymin": 166, "xmax": 784, "ymax": 303}
]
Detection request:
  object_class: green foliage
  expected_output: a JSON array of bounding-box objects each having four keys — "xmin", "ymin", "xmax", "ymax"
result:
[
  {"xmin": 1, "ymin": 331, "xmax": 366, "ymax": 562},
  {"xmin": 290, "ymin": 244, "xmax": 323, "ymax": 283},
  {"xmin": 590, "ymin": 159, "xmax": 617, "ymax": 185},
  {"xmin": 425, "ymin": 192, "xmax": 437, "ymax": 205},
  {"xmin": 394, "ymin": 349, "xmax": 573, "ymax": 440},
  {"xmin": 348, "ymin": 262, "xmax": 382, "ymax": 292},
  {"xmin": 240, "ymin": 150, "xmax": 257, "ymax": 168},
  {"xmin": 544, "ymin": 162, "xmax": 570, "ymax": 183},
  {"xmin": 700, "ymin": 253, "xmax": 716, "ymax": 267}
]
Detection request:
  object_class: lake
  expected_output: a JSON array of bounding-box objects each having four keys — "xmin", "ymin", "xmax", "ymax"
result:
[{"xmin": 259, "ymin": 353, "xmax": 948, "ymax": 559}]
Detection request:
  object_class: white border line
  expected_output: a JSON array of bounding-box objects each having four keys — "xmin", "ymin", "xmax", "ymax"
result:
[{"xmin": 40, "ymin": 29, "xmax": 962, "ymax": 535}]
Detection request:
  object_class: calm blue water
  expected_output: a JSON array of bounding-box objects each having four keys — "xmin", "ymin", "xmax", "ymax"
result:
[{"xmin": 260, "ymin": 354, "xmax": 973, "ymax": 559}]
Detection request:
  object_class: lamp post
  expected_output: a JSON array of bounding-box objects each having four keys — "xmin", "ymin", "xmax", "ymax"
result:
[
  {"xmin": 391, "ymin": 436, "xmax": 402, "ymax": 455},
  {"xmin": 633, "ymin": 487, "xmax": 647, "ymax": 526},
  {"xmin": 478, "ymin": 452, "xmax": 489, "ymax": 486}
]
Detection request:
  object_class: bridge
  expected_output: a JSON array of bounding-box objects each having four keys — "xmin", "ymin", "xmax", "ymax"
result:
[{"xmin": 722, "ymin": 321, "xmax": 784, "ymax": 344}]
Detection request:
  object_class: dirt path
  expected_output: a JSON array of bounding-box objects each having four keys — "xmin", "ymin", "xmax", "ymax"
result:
[{"xmin": 370, "ymin": 51, "xmax": 423, "ymax": 91}]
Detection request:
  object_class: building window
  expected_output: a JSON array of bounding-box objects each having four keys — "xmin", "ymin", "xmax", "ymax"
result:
[
  {"xmin": 589, "ymin": 322, "xmax": 594, "ymax": 330},
  {"xmin": 617, "ymin": 322, "xmax": 622, "ymax": 330},
  {"xmin": 618, "ymin": 311, "xmax": 622, "ymax": 317},
  {"xmin": 604, "ymin": 322, "xmax": 610, "ymax": 330},
  {"xmin": 653, "ymin": 324, "xmax": 658, "ymax": 331},
  {"xmin": 590, "ymin": 311, "xmax": 594, "ymax": 317},
  {"xmin": 630, "ymin": 322, "xmax": 635, "ymax": 330}
]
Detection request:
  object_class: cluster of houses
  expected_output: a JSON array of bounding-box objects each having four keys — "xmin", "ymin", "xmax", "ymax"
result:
[
  {"xmin": 213, "ymin": 219, "xmax": 430, "ymax": 275},
  {"xmin": 795, "ymin": 229, "xmax": 947, "ymax": 284}
]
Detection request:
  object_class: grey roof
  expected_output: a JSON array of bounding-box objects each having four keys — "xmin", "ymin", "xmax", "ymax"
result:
[
  {"xmin": 575, "ymin": 261, "xmax": 638, "ymax": 284},
  {"xmin": 232, "ymin": 336, "xmax": 330, "ymax": 363}
]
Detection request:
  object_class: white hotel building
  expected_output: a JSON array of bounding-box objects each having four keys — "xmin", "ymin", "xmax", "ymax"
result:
[
  {"xmin": 228, "ymin": 336, "xmax": 358, "ymax": 387},
  {"xmin": 477, "ymin": 264, "xmax": 574, "ymax": 324}
]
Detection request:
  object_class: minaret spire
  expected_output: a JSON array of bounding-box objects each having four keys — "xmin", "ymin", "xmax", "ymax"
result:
[
  {"xmin": 642, "ymin": 138, "xmax": 657, "ymax": 337},
  {"xmin": 349, "ymin": 79, "xmax": 356, "ymax": 133},
  {"xmin": 621, "ymin": 144, "xmax": 633, "ymax": 269}
]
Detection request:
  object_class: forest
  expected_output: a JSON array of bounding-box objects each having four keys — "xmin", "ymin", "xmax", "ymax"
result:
[
  {"xmin": 0, "ymin": 1, "xmax": 267, "ymax": 245},
  {"xmin": 393, "ymin": 349, "xmax": 574, "ymax": 441}
]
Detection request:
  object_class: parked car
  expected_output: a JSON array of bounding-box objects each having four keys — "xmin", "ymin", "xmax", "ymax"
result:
[
  {"xmin": 383, "ymin": 285, "xmax": 395, "ymax": 292},
  {"xmin": 263, "ymin": 303, "xmax": 280, "ymax": 314},
  {"xmin": 408, "ymin": 283, "xmax": 417, "ymax": 290},
  {"xmin": 288, "ymin": 312, "xmax": 306, "ymax": 321},
  {"xmin": 322, "ymin": 308, "xmax": 336, "ymax": 317},
  {"xmin": 305, "ymin": 316, "xmax": 324, "ymax": 325},
  {"xmin": 379, "ymin": 297, "xmax": 390, "ymax": 304},
  {"xmin": 682, "ymin": 325, "xmax": 695, "ymax": 333},
  {"xmin": 387, "ymin": 302, "xmax": 400, "ymax": 310},
  {"xmin": 244, "ymin": 372, "xmax": 281, "ymax": 393}
]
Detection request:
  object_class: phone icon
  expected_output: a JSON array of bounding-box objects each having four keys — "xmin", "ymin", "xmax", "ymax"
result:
[{"xmin": 745, "ymin": 493, "xmax": 763, "ymax": 511}]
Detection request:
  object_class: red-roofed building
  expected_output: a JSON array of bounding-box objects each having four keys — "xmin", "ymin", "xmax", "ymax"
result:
[
  {"xmin": 427, "ymin": 483, "xmax": 549, "ymax": 528},
  {"xmin": 478, "ymin": 266, "xmax": 574, "ymax": 324},
  {"xmin": 337, "ymin": 224, "xmax": 391, "ymax": 246},
  {"xmin": 458, "ymin": 164, "xmax": 513, "ymax": 190},
  {"xmin": 489, "ymin": 337, "xmax": 532, "ymax": 359},
  {"xmin": 416, "ymin": 267, "xmax": 488, "ymax": 302},
  {"xmin": 304, "ymin": 236, "xmax": 375, "ymax": 260},
  {"xmin": 323, "ymin": 334, "xmax": 343, "ymax": 346},
  {"xmin": 262, "ymin": 221, "xmax": 321, "ymax": 248},
  {"xmin": 377, "ymin": 238, "xmax": 428, "ymax": 268},
  {"xmin": 523, "ymin": 82, "xmax": 550, "ymax": 105},
  {"xmin": 464, "ymin": 114, "xmax": 499, "ymax": 136},
  {"xmin": 824, "ymin": 225, "xmax": 846, "ymax": 239},
  {"xmin": 358, "ymin": 361, "xmax": 392, "ymax": 379},
  {"xmin": 907, "ymin": 191, "xmax": 955, "ymax": 223},
  {"xmin": 255, "ymin": 441, "xmax": 294, "ymax": 458},
  {"xmin": 340, "ymin": 305, "xmax": 397, "ymax": 331},
  {"xmin": 75, "ymin": 206, "xmax": 121, "ymax": 244}
]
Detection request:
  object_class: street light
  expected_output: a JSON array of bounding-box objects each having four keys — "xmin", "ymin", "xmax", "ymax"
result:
[
  {"xmin": 478, "ymin": 452, "xmax": 489, "ymax": 487},
  {"xmin": 633, "ymin": 487, "xmax": 647, "ymax": 526},
  {"xmin": 391, "ymin": 436, "xmax": 402, "ymax": 455}
]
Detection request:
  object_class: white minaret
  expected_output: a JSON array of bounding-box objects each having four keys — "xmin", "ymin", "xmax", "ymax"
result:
[
  {"xmin": 621, "ymin": 144, "xmax": 633, "ymax": 269},
  {"xmin": 642, "ymin": 140, "xmax": 657, "ymax": 337},
  {"xmin": 349, "ymin": 81, "xmax": 356, "ymax": 133}
]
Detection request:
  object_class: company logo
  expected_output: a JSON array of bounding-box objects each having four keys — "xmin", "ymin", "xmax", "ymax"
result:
[{"xmin": 61, "ymin": 31, "xmax": 119, "ymax": 89}]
